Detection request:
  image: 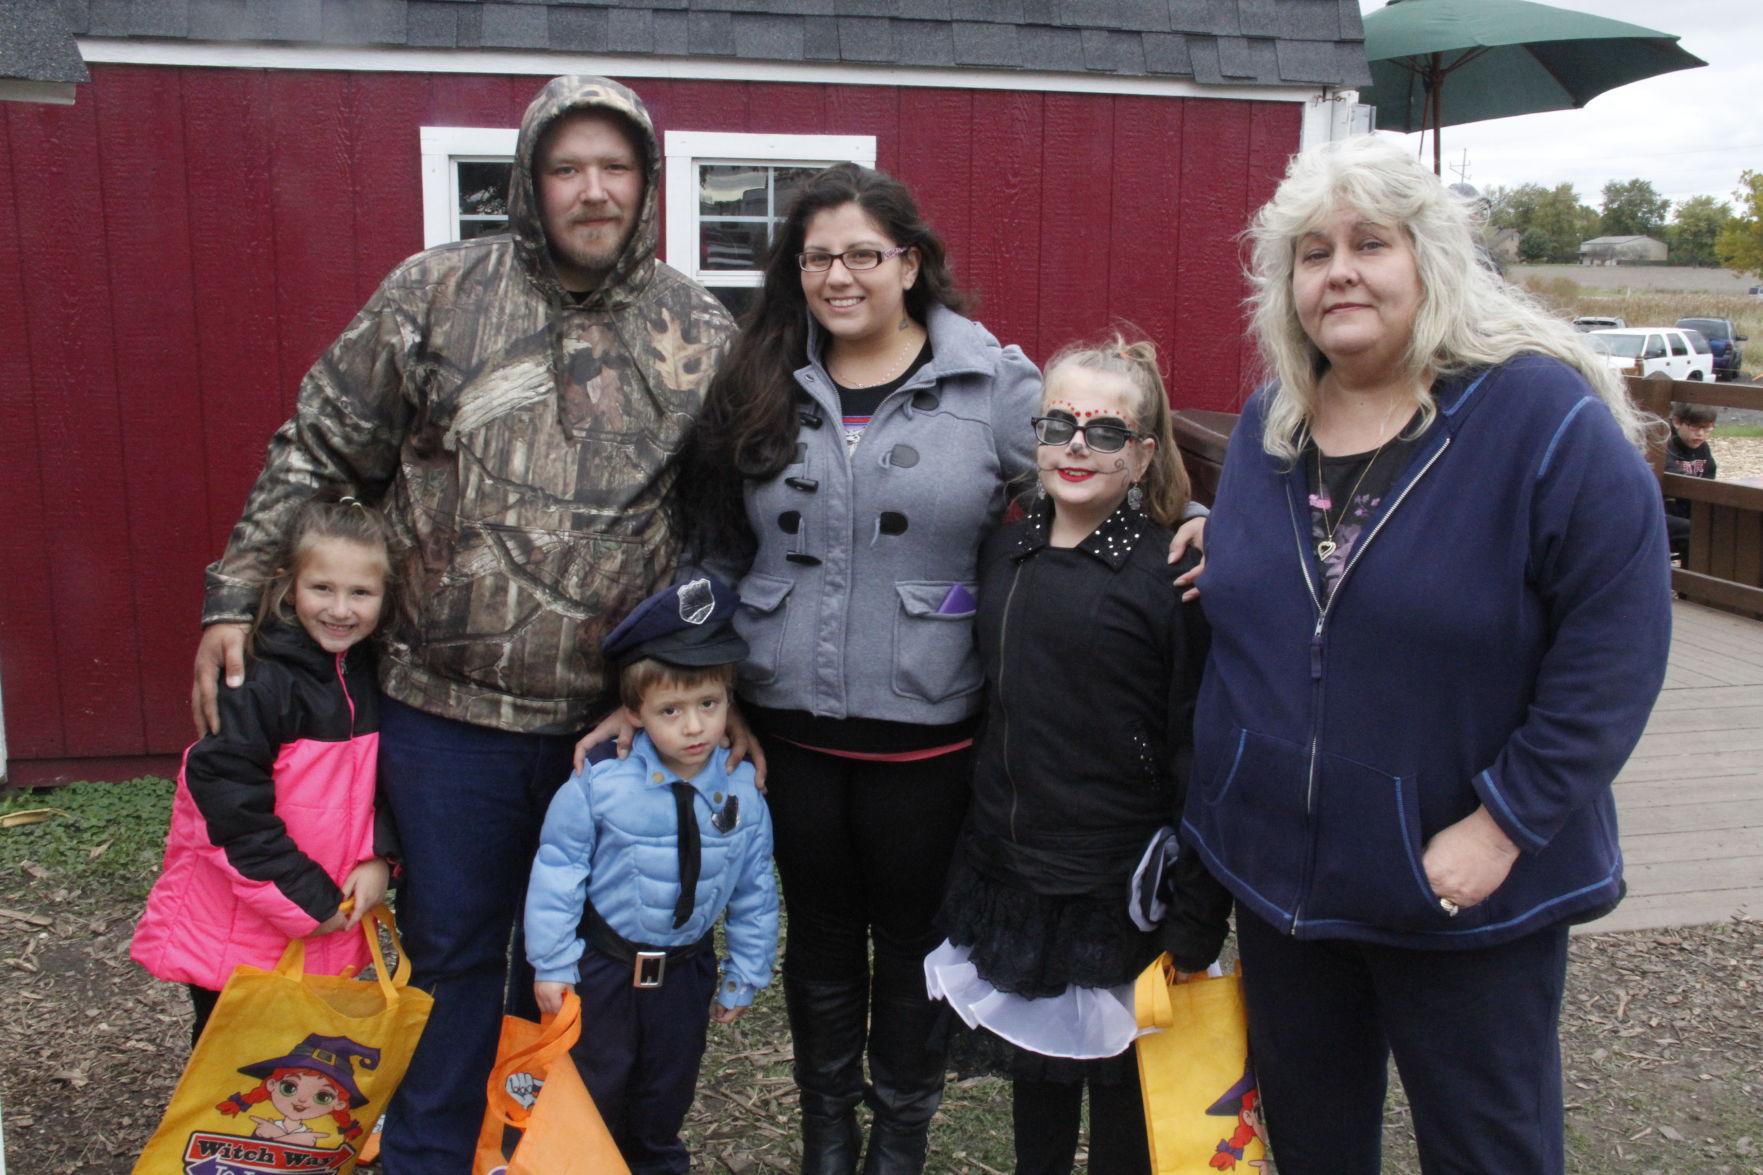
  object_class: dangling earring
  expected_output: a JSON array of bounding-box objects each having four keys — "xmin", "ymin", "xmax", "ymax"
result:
[
  {"xmin": 1127, "ymin": 482, "xmax": 1144, "ymax": 511},
  {"xmin": 1035, "ymin": 480, "xmax": 1047, "ymax": 502}
]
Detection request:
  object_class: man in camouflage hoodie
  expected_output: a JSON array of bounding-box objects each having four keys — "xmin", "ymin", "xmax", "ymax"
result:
[{"xmin": 191, "ymin": 77, "xmax": 735, "ymax": 1172}]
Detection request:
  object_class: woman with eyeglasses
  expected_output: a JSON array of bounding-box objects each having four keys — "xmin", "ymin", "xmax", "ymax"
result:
[
  {"xmin": 1184, "ymin": 136, "xmax": 1671, "ymax": 1174},
  {"xmin": 675, "ymin": 162, "xmax": 1042, "ymax": 1175}
]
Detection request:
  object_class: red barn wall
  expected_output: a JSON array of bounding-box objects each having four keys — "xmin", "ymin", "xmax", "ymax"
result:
[{"xmin": 0, "ymin": 63, "xmax": 1298, "ymax": 775}]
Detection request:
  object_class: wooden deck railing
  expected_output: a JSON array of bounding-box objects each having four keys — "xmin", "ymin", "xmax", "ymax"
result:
[
  {"xmin": 1173, "ymin": 376, "xmax": 1763, "ymax": 621},
  {"xmin": 1626, "ymin": 376, "xmax": 1763, "ymax": 620}
]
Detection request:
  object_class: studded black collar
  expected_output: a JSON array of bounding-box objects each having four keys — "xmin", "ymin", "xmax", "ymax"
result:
[{"xmin": 1013, "ymin": 496, "xmax": 1147, "ymax": 570}]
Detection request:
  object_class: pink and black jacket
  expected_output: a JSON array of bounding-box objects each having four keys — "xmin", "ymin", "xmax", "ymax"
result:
[{"xmin": 132, "ymin": 621, "xmax": 393, "ymax": 991}]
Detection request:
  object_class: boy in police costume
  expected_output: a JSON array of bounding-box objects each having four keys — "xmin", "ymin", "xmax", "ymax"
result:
[{"xmin": 524, "ymin": 577, "xmax": 778, "ymax": 1173}]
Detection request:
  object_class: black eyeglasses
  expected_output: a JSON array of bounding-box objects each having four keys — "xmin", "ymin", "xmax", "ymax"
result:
[
  {"xmin": 1031, "ymin": 415, "xmax": 1143, "ymax": 453},
  {"xmin": 796, "ymin": 246, "xmax": 909, "ymax": 272}
]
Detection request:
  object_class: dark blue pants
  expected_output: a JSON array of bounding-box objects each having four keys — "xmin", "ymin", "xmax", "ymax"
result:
[
  {"xmin": 1236, "ymin": 908, "xmax": 1570, "ymax": 1175},
  {"xmin": 572, "ymin": 948, "xmax": 719, "ymax": 1175},
  {"xmin": 375, "ymin": 697, "xmax": 575, "ymax": 1175}
]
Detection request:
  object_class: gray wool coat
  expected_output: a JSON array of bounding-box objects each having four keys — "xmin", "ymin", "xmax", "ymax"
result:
[{"xmin": 728, "ymin": 304, "xmax": 1042, "ymax": 726}]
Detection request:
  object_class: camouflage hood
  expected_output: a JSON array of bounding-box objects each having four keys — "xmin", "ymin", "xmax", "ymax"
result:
[
  {"xmin": 206, "ymin": 75, "xmax": 736, "ymax": 734},
  {"xmin": 507, "ymin": 75, "xmax": 661, "ymax": 307}
]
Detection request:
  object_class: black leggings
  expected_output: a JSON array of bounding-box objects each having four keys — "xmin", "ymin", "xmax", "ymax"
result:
[
  {"xmin": 1012, "ymin": 1071, "xmax": 1151, "ymax": 1175},
  {"xmin": 761, "ymin": 738, "xmax": 971, "ymax": 997},
  {"xmin": 188, "ymin": 984, "xmax": 221, "ymax": 1047}
]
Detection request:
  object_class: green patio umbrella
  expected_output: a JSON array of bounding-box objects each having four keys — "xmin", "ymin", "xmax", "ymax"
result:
[{"xmin": 1359, "ymin": 0, "xmax": 1706, "ymax": 174}]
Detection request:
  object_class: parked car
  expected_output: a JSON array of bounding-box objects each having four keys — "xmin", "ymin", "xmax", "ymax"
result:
[
  {"xmin": 1572, "ymin": 315, "xmax": 1627, "ymax": 331},
  {"xmin": 1679, "ymin": 327, "xmax": 1716, "ymax": 372},
  {"xmin": 1587, "ymin": 328, "xmax": 1714, "ymax": 381},
  {"xmin": 1675, "ymin": 317, "xmax": 1746, "ymax": 380}
]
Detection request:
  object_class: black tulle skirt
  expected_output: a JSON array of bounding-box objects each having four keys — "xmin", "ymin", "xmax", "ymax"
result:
[{"xmin": 933, "ymin": 850, "xmax": 1160, "ymax": 1085}]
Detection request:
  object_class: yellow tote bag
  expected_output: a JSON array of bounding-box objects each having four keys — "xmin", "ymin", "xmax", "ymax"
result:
[
  {"xmin": 1133, "ymin": 954, "xmax": 1266, "ymax": 1173},
  {"xmin": 132, "ymin": 904, "xmax": 432, "ymax": 1175}
]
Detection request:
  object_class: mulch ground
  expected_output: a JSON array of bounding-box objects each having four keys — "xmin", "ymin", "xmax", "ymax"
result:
[
  {"xmin": 3, "ymin": 870, "xmax": 1760, "ymax": 1174},
  {"xmin": 1713, "ymin": 436, "xmax": 1763, "ymax": 482}
]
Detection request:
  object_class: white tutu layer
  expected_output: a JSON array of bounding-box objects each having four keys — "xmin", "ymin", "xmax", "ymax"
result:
[{"xmin": 923, "ymin": 940, "xmax": 1140, "ymax": 1060}]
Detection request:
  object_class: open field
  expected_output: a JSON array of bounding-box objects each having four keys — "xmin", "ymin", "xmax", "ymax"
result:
[{"xmin": 1517, "ymin": 265, "xmax": 1761, "ymax": 297}]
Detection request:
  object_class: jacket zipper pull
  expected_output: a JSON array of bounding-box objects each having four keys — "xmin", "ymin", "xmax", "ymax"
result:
[{"xmin": 1310, "ymin": 616, "xmax": 1325, "ymax": 680}]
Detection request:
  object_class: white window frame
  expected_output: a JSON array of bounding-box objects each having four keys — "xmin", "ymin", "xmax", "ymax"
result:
[
  {"xmin": 663, "ymin": 131, "xmax": 876, "ymax": 292},
  {"xmin": 420, "ymin": 126, "xmax": 519, "ymax": 249},
  {"xmin": 418, "ymin": 127, "xmax": 878, "ymax": 272}
]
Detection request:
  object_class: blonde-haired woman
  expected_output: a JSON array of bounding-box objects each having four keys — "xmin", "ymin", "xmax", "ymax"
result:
[{"xmin": 1181, "ymin": 135, "xmax": 1671, "ymax": 1174}]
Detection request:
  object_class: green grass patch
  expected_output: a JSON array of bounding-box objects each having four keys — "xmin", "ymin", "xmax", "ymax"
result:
[
  {"xmin": 1, "ymin": 777, "xmax": 173, "ymax": 900},
  {"xmin": 1715, "ymin": 424, "xmax": 1763, "ymax": 437}
]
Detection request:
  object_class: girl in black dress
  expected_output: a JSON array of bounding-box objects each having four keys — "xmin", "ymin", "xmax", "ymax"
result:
[{"xmin": 927, "ymin": 337, "xmax": 1232, "ymax": 1175}]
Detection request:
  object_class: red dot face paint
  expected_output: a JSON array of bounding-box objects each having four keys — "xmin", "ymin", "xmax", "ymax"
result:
[
  {"xmin": 1044, "ymin": 400, "xmax": 1137, "ymax": 426},
  {"xmin": 1037, "ymin": 370, "xmax": 1152, "ymax": 541}
]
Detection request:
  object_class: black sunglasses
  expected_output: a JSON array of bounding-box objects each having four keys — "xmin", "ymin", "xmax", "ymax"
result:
[{"xmin": 1031, "ymin": 415, "xmax": 1143, "ymax": 453}]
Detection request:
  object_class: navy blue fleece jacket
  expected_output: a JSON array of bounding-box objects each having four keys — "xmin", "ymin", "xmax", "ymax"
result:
[{"xmin": 1184, "ymin": 354, "xmax": 1671, "ymax": 948}]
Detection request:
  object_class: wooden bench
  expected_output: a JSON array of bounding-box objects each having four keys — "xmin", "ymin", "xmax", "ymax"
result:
[{"xmin": 1171, "ymin": 408, "xmax": 1236, "ymax": 509}]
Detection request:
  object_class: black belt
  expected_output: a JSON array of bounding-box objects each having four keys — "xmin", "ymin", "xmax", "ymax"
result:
[{"xmin": 577, "ymin": 899, "xmax": 713, "ymax": 988}]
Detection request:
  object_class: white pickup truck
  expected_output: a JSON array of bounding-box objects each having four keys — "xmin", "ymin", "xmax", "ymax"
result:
[{"xmin": 1587, "ymin": 328, "xmax": 1714, "ymax": 381}]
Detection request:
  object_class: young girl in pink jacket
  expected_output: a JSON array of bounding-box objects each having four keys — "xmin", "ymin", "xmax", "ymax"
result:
[{"xmin": 132, "ymin": 498, "xmax": 399, "ymax": 1042}]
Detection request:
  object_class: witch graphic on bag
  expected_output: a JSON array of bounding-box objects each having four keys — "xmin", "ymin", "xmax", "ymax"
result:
[
  {"xmin": 213, "ymin": 1034, "xmax": 380, "ymax": 1149},
  {"xmin": 1205, "ymin": 1064, "xmax": 1268, "ymax": 1171}
]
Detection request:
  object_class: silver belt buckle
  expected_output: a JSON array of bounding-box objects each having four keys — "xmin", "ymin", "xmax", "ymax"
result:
[{"xmin": 634, "ymin": 950, "xmax": 667, "ymax": 988}]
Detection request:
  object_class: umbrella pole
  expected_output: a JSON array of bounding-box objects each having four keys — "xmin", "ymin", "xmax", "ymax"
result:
[{"xmin": 1430, "ymin": 54, "xmax": 1443, "ymax": 176}]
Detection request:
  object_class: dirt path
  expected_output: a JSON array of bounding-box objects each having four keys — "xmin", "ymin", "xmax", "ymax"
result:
[{"xmin": 2, "ymin": 877, "xmax": 1759, "ymax": 1174}]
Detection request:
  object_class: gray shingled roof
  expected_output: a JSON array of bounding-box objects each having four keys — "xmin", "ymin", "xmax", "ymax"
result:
[
  {"xmin": 2, "ymin": 0, "xmax": 89, "ymax": 86},
  {"xmin": 63, "ymin": 0, "xmax": 1369, "ymax": 88}
]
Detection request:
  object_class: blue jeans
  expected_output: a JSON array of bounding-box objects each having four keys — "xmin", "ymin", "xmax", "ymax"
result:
[{"xmin": 376, "ymin": 697, "xmax": 576, "ymax": 1175}]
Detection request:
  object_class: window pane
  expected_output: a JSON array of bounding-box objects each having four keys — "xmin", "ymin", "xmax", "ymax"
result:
[
  {"xmin": 701, "ymin": 220, "xmax": 770, "ymax": 270},
  {"xmin": 771, "ymin": 166, "xmax": 822, "ymax": 215},
  {"xmin": 460, "ymin": 217, "xmax": 508, "ymax": 240},
  {"xmin": 458, "ymin": 161, "xmax": 511, "ymax": 217},
  {"xmin": 711, "ymin": 286, "xmax": 757, "ymax": 319},
  {"xmin": 700, "ymin": 165, "xmax": 768, "ymax": 216}
]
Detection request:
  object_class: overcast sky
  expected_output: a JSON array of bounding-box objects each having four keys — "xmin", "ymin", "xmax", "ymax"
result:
[{"xmin": 1356, "ymin": 0, "xmax": 1763, "ymax": 216}]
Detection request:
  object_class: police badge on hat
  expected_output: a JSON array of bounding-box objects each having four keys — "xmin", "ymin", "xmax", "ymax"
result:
[
  {"xmin": 678, "ymin": 577, "xmax": 716, "ymax": 625},
  {"xmin": 601, "ymin": 576, "xmax": 749, "ymax": 668}
]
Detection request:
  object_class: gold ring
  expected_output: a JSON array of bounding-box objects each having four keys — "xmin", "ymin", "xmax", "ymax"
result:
[{"xmin": 1439, "ymin": 897, "xmax": 1461, "ymax": 917}]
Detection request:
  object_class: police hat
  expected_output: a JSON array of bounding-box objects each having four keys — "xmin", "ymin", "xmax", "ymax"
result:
[{"xmin": 602, "ymin": 576, "xmax": 750, "ymax": 668}]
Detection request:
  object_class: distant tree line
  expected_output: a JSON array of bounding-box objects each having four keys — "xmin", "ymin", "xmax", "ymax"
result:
[
  {"xmin": 1720, "ymin": 171, "xmax": 1763, "ymax": 281},
  {"xmin": 1483, "ymin": 171, "xmax": 1762, "ymax": 276}
]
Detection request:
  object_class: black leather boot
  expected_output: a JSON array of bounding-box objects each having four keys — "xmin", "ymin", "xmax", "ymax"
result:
[
  {"xmin": 785, "ymin": 974, "xmax": 869, "ymax": 1175},
  {"xmin": 860, "ymin": 994, "xmax": 948, "ymax": 1175}
]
